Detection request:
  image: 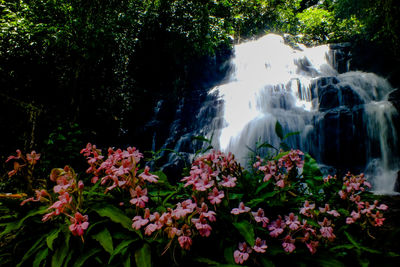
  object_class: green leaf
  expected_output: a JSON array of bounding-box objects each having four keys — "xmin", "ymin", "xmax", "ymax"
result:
[
  {"xmin": 46, "ymin": 228, "xmax": 61, "ymax": 251},
  {"xmin": 0, "ymin": 207, "xmax": 47, "ymax": 238},
  {"xmin": 212, "ymin": 265, "xmax": 245, "ymax": 267},
  {"xmin": 246, "ymin": 198, "xmax": 265, "ymax": 208},
  {"xmin": 16, "ymin": 234, "xmax": 47, "ymax": 267},
  {"xmin": 192, "ymin": 135, "xmax": 212, "ymax": 143},
  {"xmin": 306, "ymin": 219, "xmax": 320, "ymax": 228},
  {"xmin": 359, "ymin": 245, "xmax": 381, "ymax": 254},
  {"xmin": 33, "ymin": 248, "xmax": 48, "ymax": 267},
  {"xmin": 313, "ymin": 257, "xmax": 345, "ymax": 267},
  {"xmin": 194, "ymin": 257, "xmax": 220, "ymax": 265},
  {"xmin": 93, "ymin": 204, "xmax": 141, "ymax": 237},
  {"xmin": 109, "ymin": 239, "xmax": 137, "ymax": 264},
  {"xmin": 123, "ymin": 253, "xmax": 131, "ymax": 267},
  {"xmin": 275, "ymin": 120, "xmax": 284, "ymax": 139},
  {"xmin": 255, "ymin": 182, "xmax": 270, "ymax": 194},
  {"xmin": 260, "ymin": 257, "xmax": 276, "ymax": 267},
  {"xmin": 134, "ymin": 243, "xmax": 151, "ymax": 267},
  {"xmin": 344, "ymin": 231, "xmax": 361, "ymax": 249},
  {"xmin": 73, "ymin": 248, "xmax": 102, "ymax": 267},
  {"xmin": 162, "ymin": 191, "xmax": 177, "ymax": 206},
  {"xmin": 224, "ymin": 246, "xmax": 235, "ymax": 264},
  {"xmin": 337, "ymin": 209, "xmax": 350, "ymax": 217},
  {"xmin": 279, "ymin": 142, "xmax": 290, "ymax": 151},
  {"xmin": 232, "ymin": 221, "xmax": 255, "ymax": 246},
  {"xmin": 330, "ymin": 244, "xmax": 355, "ymax": 251},
  {"xmin": 229, "ymin": 193, "xmax": 243, "ymax": 200},
  {"xmin": 387, "ymin": 251, "xmax": 400, "ymax": 257},
  {"xmin": 51, "ymin": 237, "xmax": 69, "ymax": 267},
  {"xmin": 92, "ymin": 227, "xmax": 114, "ymax": 254},
  {"xmin": 257, "ymin": 142, "xmax": 277, "ymax": 150},
  {"xmin": 63, "ymin": 250, "xmax": 74, "ymax": 267},
  {"xmin": 283, "ymin": 131, "xmax": 300, "ymax": 140},
  {"xmin": 302, "ymin": 154, "xmax": 322, "ymax": 179}
]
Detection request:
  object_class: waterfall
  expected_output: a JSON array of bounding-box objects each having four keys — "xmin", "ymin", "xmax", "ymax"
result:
[{"xmin": 205, "ymin": 34, "xmax": 399, "ymax": 194}]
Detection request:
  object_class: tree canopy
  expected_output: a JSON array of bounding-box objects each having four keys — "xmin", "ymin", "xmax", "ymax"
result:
[{"xmin": 0, "ymin": 0, "xmax": 399, "ymax": 157}]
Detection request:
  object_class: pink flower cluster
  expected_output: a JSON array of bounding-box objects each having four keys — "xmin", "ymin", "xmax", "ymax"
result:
[
  {"xmin": 253, "ymin": 149, "xmax": 304, "ymax": 188},
  {"xmin": 182, "ymin": 150, "xmax": 239, "ymax": 192},
  {"xmin": 233, "ymin": 210, "xmax": 320, "ymax": 264},
  {"xmin": 40, "ymin": 166, "xmax": 89, "ymax": 238},
  {"xmin": 233, "ymin": 199, "xmax": 344, "ymax": 264},
  {"xmin": 133, "ymin": 150, "xmax": 241, "ymax": 251},
  {"xmin": 5, "ymin": 149, "xmax": 41, "ymax": 177},
  {"xmin": 81, "ymin": 143, "xmax": 158, "ymax": 208},
  {"xmin": 339, "ymin": 172, "xmax": 387, "ymax": 227},
  {"xmin": 266, "ymin": 213, "xmax": 320, "ymax": 254},
  {"xmin": 132, "ymin": 200, "xmax": 216, "ymax": 250}
]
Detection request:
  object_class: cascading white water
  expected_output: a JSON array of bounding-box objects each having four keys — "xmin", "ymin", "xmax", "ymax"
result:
[{"xmin": 207, "ymin": 34, "xmax": 400, "ymax": 194}]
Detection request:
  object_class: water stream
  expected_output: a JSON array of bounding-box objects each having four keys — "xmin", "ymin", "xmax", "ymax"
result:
[{"xmin": 203, "ymin": 34, "xmax": 399, "ymax": 194}]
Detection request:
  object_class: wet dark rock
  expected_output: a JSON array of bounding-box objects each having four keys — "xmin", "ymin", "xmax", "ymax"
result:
[
  {"xmin": 395, "ymin": 171, "xmax": 400, "ymax": 193},
  {"xmin": 389, "ymin": 89, "xmax": 400, "ymax": 112},
  {"xmin": 315, "ymin": 77, "xmax": 364, "ymax": 111},
  {"xmin": 161, "ymin": 153, "xmax": 189, "ymax": 183},
  {"xmin": 329, "ymin": 43, "xmax": 352, "ymax": 73},
  {"xmin": 312, "ymin": 106, "xmax": 366, "ymax": 169}
]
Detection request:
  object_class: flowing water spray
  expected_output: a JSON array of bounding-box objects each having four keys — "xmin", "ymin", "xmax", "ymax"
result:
[{"xmin": 206, "ymin": 34, "xmax": 399, "ymax": 194}]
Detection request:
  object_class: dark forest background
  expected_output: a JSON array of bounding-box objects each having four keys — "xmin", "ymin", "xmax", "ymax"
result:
[{"xmin": 1, "ymin": 0, "xmax": 399, "ymax": 172}]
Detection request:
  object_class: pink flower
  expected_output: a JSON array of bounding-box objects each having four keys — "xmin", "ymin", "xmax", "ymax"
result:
[
  {"xmin": 139, "ymin": 166, "xmax": 159, "ymax": 183},
  {"xmin": 323, "ymin": 174, "xmax": 336, "ymax": 183},
  {"xmin": 78, "ymin": 180, "xmax": 84, "ymax": 190},
  {"xmin": 80, "ymin": 143, "xmax": 94, "ymax": 156},
  {"xmin": 26, "ymin": 151, "xmax": 40, "ymax": 165},
  {"xmin": 172, "ymin": 199, "xmax": 197, "ymax": 220},
  {"xmin": 319, "ymin": 203, "xmax": 340, "ymax": 217},
  {"xmin": 252, "ymin": 208, "xmax": 269, "ymax": 227},
  {"xmin": 48, "ymin": 192, "xmax": 72, "ymax": 215},
  {"xmin": 306, "ymin": 240, "xmax": 319, "ymax": 254},
  {"xmin": 231, "ymin": 202, "xmax": 251, "ymax": 215},
  {"xmin": 276, "ymin": 178, "xmax": 285, "ymax": 188},
  {"xmin": 282, "ymin": 235, "xmax": 296, "ymax": 253},
  {"xmin": 195, "ymin": 221, "xmax": 212, "ymax": 237},
  {"xmin": 301, "ymin": 220, "xmax": 316, "ymax": 236},
  {"xmin": 69, "ymin": 212, "xmax": 89, "ymax": 236},
  {"xmin": 327, "ymin": 210, "xmax": 340, "ymax": 217},
  {"xmin": 377, "ymin": 204, "xmax": 388, "ymax": 210},
  {"xmin": 253, "ymin": 237, "xmax": 268, "ymax": 253},
  {"xmin": 318, "ymin": 218, "xmax": 335, "ymax": 241},
  {"xmin": 129, "ymin": 186, "xmax": 148, "ymax": 208},
  {"xmin": 42, "ymin": 211, "xmax": 56, "ymax": 222},
  {"xmin": 285, "ymin": 213, "xmax": 300, "ymax": 230},
  {"xmin": 300, "ymin": 200, "xmax": 315, "ymax": 217},
  {"xmin": 219, "ymin": 175, "xmax": 237, "ymax": 187},
  {"xmin": 268, "ymin": 216, "xmax": 285, "ymax": 237},
  {"xmin": 198, "ymin": 203, "xmax": 216, "ymax": 222},
  {"xmin": 20, "ymin": 189, "xmax": 49, "ymax": 206},
  {"xmin": 234, "ymin": 242, "xmax": 252, "ymax": 264},
  {"xmin": 208, "ymin": 187, "xmax": 225, "ymax": 205},
  {"xmin": 374, "ymin": 217, "xmax": 385, "ymax": 226},
  {"xmin": 8, "ymin": 161, "xmax": 24, "ymax": 177},
  {"xmin": 372, "ymin": 211, "xmax": 385, "ymax": 226},
  {"xmin": 132, "ymin": 216, "xmax": 149, "ymax": 230},
  {"xmin": 178, "ymin": 236, "xmax": 192, "ymax": 250},
  {"xmin": 5, "ymin": 149, "xmax": 22, "ymax": 163},
  {"xmin": 144, "ymin": 223, "xmax": 158, "ymax": 235}
]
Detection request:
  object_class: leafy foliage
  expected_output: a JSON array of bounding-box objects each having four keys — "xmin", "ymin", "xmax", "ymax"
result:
[{"xmin": 0, "ymin": 123, "xmax": 397, "ymax": 266}]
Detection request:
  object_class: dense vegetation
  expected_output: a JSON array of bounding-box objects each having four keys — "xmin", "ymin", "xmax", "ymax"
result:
[
  {"xmin": 0, "ymin": 124, "xmax": 398, "ymax": 266},
  {"xmin": 1, "ymin": 1, "xmax": 400, "ymax": 266},
  {"xmin": 1, "ymin": 0, "xmax": 399, "ymax": 161}
]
